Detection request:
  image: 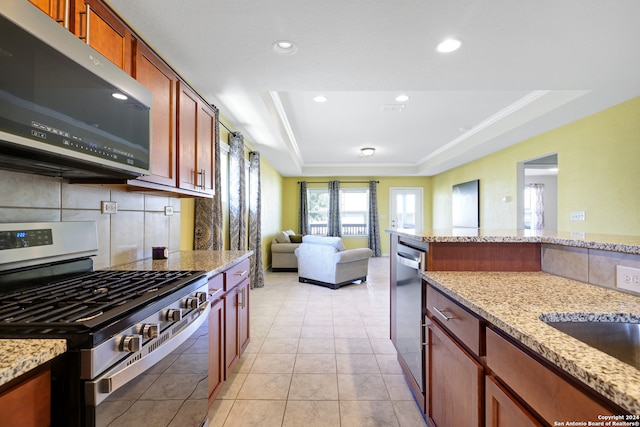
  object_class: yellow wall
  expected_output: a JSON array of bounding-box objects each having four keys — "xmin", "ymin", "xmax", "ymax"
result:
[
  {"xmin": 432, "ymin": 96, "xmax": 640, "ymax": 234},
  {"xmin": 281, "ymin": 176, "xmax": 432, "ymax": 252}
]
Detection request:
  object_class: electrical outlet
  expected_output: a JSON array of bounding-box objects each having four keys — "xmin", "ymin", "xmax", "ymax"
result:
[
  {"xmin": 101, "ymin": 201, "xmax": 118, "ymax": 214},
  {"xmin": 164, "ymin": 206, "xmax": 174, "ymax": 216},
  {"xmin": 571, "ymin": 211, "xmax": 585, "ymax": 221},
  {"xmin": 616, "ymin": 265, "xmax": 640, "ymax": 293}
]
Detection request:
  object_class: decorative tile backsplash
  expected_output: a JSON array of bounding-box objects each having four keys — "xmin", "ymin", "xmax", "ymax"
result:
[
  {"xmin": 0, "ymin": 170, "xmax": 182, "ymax": 269},
  {"xmin": 542, "ymin": 243, "xmax": 640, "ymax": 295}
]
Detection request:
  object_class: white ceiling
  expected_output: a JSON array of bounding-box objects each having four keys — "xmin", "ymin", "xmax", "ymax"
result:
[{"xmin": 106, "ymin": 0, "xmax": 640, "ymax": 177}]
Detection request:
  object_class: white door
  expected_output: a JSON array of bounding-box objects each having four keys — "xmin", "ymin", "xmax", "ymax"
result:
[{"xmin": 390, "ymin": 188, "xmax": 423, "ymax": 233}]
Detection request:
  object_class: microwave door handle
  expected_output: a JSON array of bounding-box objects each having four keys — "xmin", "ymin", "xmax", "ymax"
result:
[{"xmin": 85, "ymin": 300, "xmax": 210, "ymax": 406}]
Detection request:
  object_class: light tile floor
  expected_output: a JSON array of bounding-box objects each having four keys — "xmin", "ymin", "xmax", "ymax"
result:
[{"xmin": 206, "ymin": 256, "xmax": 427, "ymax": 427}]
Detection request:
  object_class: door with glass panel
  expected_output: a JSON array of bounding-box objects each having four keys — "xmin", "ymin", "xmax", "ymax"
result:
[{"xmin": 390, "ymin": 188, "xmax": 423, "ymax": 233}]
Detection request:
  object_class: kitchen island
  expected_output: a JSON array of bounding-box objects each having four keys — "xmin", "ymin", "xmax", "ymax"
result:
[{"xmin": 388, "ymin": 229, "xmax": 640, "ymax": 425}]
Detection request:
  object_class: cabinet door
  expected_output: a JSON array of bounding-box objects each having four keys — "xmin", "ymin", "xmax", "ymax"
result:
[
  {"xmin": 224, "ymin": 287, "xmax": 239, "ymax": 377},
  {"xmin": 486, "ymin": 376, "xmax": 542, "ymax": 427},
  {"xmin": 196, "ymin": 103, "xmax": 216, "ymax": 194},
  {"xmin": 0, "ymin": 368, "xmax": 51, "ymax": 427},
  {"xmin": 427, "ymin": 320, "xmax": 483, "ymax": 427},
  {"xmin": 238, "ymin": 279, "xmax": 250, "ymax": 354},
  {"xmin": 74, "ymin": 0, "xmax": 132, "ymax": 73},
  {"xmin": 134, "ymin": 42, "xmax": 177, "ymax": 187},
  {"xmin": 28, "ymin": 0, "xmax": 69, "ymax": 27},
  {"xmin": 177, "ymin": 82, "xmax": 199, "ymax": 191},
  {"xmin": 208, "ymin": 298, "xmax": 224, "ymax": 404}
]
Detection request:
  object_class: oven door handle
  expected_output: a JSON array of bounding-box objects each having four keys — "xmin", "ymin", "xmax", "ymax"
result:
[{"xmin": 85, "ymin": 300, "xmax": 211, "ymax": 406}]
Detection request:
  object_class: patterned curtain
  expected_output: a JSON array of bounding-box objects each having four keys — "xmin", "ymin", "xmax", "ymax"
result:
[
  {"xmin": 327, "ymin": 180, "xmax": 341, "ymax": 237},
  {"xmin": 194, "ymin": 109, "xmax": 222, "ymax": 250},
  {"xmin": 248, "ymin": 152, "xmax": 264, "ymax": 288},
  {"xmin": 529, "ymin": 183, "xmax": 545, "ymax": 231},
  {"xmin": 368, "ymin": 180, "xmax": 382, "ymax": 256},
  {"xmin": 298, "ymin": 181, "xmax": 309, "ymax": 235},
  {"xmin": 229, "ymin": 132, "xmax": 246, "ymax": 250}
]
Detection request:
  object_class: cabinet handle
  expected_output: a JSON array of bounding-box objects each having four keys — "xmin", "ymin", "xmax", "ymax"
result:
[
  {"xmin": 238, "ymin": 288, "xmax": 245, "ymax": 308},
  {"xmin": 79, "ymin": 4, "xmax": 90, "ymax": 43},
  {"xmin": 432, "ymin": 306, "xmax": 454, "ymax": 321},
  {"xmin": 54, "ymin": 0, "xmax": 70, "ymax": 29},
  {"xmin": 197, "ymin": 169, "xmax": 206, "ymax": 190},
  {"xmin": 235, "ymin": 270, "xmax": 248, "ymax": 277}
]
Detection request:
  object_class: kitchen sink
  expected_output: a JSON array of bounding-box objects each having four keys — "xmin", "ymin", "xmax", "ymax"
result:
[{"xmin": 543, "ymin": 319, "xmax": 640, "ymax": 369}]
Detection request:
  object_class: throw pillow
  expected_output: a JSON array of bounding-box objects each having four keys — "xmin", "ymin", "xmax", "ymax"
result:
[
  {"xmin": 275, "ymin": 231, "xmax": 291, "ymax": 243},
  {"xmin": 289, "ymin": 234, "xmax": 303, "ymax": 243}
]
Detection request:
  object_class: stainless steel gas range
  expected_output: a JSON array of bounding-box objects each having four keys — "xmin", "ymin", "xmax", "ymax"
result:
[{"xmin": 0, "ymin": 222, "xmax": 211, "ymax": 426}]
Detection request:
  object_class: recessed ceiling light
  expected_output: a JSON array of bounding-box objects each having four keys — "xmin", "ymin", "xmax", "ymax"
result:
[
  {"xmin": 112, "ymin": 92, "xmax": 128, "ymax": 100},
  {"xmin": 313, "ymin": 95, "xmax": 328, "ymax": 103},
  {"xmin": 360, "ymin": 147, "xmax": 375, "ymax": 157},
  {"xmin": 272, "ymin": 40, "xmax": 298, "ymax": 55},
  {"xmin": 436, "ymin": 38, "xmax": 462, "ymax": 53},
  {"xmin": 395, "ymin": 94, "xmax": 409, "ymax": 102}
]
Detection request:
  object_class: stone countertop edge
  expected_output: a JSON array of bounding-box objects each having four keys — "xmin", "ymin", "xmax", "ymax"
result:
[
  {"xmin": 386, "ymin": 228, "xmax": 640, "ymax": 255},
  {"xmin": 0, "ymin": 339, "xmax": 66, "ymax": 387},
  {"xmin": 110, "ymin": 250, "xmax": 254, "ymax": 278},
  {"xmin": 423, "ymin": 271, "xmax": 640, "ymax": 415}
]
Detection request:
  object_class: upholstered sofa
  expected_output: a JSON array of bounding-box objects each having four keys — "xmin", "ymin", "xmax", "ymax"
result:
[
  {"xmin": 294, "ymin": 235, "xmax": 373, "ymax": 289},
  {"xmin": 271, "ymin": 230, "xmax": 303, "ymax": 271}
]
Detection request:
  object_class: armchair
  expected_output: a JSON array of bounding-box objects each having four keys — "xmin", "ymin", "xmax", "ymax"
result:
[{"xmin": 294, "ymin": 235, "xmax": 373, "ymax": 289}]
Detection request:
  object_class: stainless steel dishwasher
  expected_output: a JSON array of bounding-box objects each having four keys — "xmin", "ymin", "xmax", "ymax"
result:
[{"xmin": 394, "ymin": 241, "xmax": 426, "ymax": 395}]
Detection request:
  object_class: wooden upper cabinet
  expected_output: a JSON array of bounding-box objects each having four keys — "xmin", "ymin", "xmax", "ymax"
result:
[
  {"xmin": 177, "ymin": 82, "xmax": 216, "ymax": 195},
  {"xmin": 73, "ymin": 0, "xmax": 132, "ymax": 73},
  {"xmin": 28, "ymin": 0, "xmax": 69, "ymax": 27},
  {"xmin": 133, "ymin": 42, "xmax": 177, "ymax": 187}
]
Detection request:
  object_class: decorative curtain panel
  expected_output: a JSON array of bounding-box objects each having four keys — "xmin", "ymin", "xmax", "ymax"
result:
[
  {"xmin": 194, "ymin": 110, "xmax": 223, "ymax": 250},
  {"xmin": 368, "ymin": 180, "xmax": 382, "ymax": 256},
  {"xmin": 229, "ymin": 132, "xmax": 246, "ymax": 250},
  {"xmin": 529, "ymin": 183, "xmax": 545, "ymax": 231},
  {"xmin": 248, "ymin": 152, "xmax": 264, "ymax": 288},
  {"xmin": 327, "ymin": 180, "xmax": 341, "ymax": 237},
  {"xmin": 298, "ymin": 181, "xmax": 309, "ymax": 235}
]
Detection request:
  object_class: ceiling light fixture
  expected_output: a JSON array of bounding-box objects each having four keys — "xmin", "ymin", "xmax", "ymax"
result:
[
  {"xmin": 313, "ymin": 95, "xmax": 328, "ymax": 103},
  {"xmin": 436, "ymin": 38, "xmax": 462, "ymax": 53},
  {"xmin": 395, "ymin": 94, "xmax": 409, "ymax": 102},
  {"xmin": 360, "ymin": 147, "xmax": 375, "ymax": 157},
  {"xmin": 111, "ymin": 92, "xmax": 128, "ymax": 100},
  {"xmin": 272, "ymin": 40, "xmax": 298, "ymax": 55}
]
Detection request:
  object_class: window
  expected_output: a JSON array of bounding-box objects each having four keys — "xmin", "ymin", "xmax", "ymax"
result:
[{"xmin": 307, "ymin": 188, "xmax": 369, "ymax": 236}]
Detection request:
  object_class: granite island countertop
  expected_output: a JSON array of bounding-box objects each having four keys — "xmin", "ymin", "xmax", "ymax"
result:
[
  {"xmin": 111, "ymin": 250, "xmax": 253, "ymax": 277},
  {"xmin": 388, "ymin": 228, "xmax": 640, "ymax": 255},
  {"xmin": 423, "ymin": 270, "xmax": 640, "ymax": 414},
  {"xmin": 0, "ymin": 339, "xmax": 66, "ymax": 387}
]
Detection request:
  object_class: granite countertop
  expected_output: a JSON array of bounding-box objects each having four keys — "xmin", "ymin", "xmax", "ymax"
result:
[
  {"xmin": 111, "ymin": 250, "xmax": 253, "ymax": 277},
  {"xmin": 0, "ymin": 340, "xmax": 66, "ymax": 387},
  {"xmin": 424, "ymin": 270, "xmax": 640, "ymax": 414},
  {"xmin": 387, "ymin": 228, "xmax": 640, "ymax": 255}
]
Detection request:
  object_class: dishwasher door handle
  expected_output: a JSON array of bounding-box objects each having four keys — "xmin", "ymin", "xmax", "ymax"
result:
[{"xmin": 397, "ymin": 252, "xmax": 420, "ymax": 270}]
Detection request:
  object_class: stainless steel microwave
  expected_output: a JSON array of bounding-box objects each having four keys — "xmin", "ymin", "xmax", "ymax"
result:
[{"xmin": 0, "ymin": 0, "xmax": 151, "ymax": 179}]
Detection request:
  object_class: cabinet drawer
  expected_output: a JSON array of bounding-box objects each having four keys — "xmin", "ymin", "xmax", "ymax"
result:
[
  {"xmin": 486, "ymin": 328, "xmax": 615, "ymax": 423},
  {"xmin": 224, "ymin": 258, "xmax": 250, "ymax": 290},
  {"xmin": 208, "ymin": 273, "xmax": 224, "ymax": 296},
  {"xmin": 426, "ymin": 284, "xmax": 482, "ymax": 356}
]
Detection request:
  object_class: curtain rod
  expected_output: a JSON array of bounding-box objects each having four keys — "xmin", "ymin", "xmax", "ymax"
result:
[
  {"xmin": 297, "ymin": 180, "xmax": 379, "ymax": 184},
  {"xmin": 217, "ymin": 119, "xmax": 233, "ymax": 134}
]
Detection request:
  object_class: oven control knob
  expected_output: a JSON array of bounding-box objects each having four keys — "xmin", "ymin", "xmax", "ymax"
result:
[
  {"xmin": 140, "ymin": 324, "xmax": 159, "ymax": 339},
  {"xmin": 165, "ymin": 309, "xmax": 182, "ymax": 322},
  {"xmin": 184, "ymin": 297, "xmax": 200, "ymax": 309},
  {"xmin": 121, "ymin": 335, "xmax": 142, "ymax": 353},
  {"xmin": 196, "ymin": 292, "xmax": 207, "ymax": 304}
]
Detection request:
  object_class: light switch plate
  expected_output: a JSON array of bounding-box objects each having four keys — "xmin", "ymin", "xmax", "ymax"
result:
[{"xmin": 101, "ymin": 201, "xmax": 117, "ymax": 214}]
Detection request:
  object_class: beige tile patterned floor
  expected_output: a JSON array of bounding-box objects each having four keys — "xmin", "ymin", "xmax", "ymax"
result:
[{"xmin": 206, "ymin": 256, "xmax": 427, "ymax": 427}]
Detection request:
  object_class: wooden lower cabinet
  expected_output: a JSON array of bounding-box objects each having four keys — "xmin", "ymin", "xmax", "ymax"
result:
[
  {"xmin": 0, "ymin": 366, "xmax": 51, "ymax": 427},
  {"xmin": 207, "ymin": 297, "xmax": 224, "ymax": 404},
  {"xmin": 426, "ymin": 319, "xmax": 483, "ymax": 427},
  {"xmin": 485, "ymin": 376, "xmax": 542, "ymax": 427}
]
